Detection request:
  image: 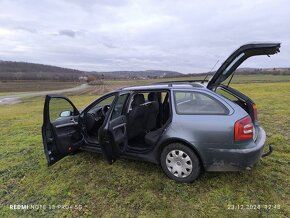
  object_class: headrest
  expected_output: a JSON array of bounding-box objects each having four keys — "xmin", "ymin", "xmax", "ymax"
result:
[
  {"xmin": 132, "ymin": 94, "xmax": 145, "ymax": 108},
  {"xmin": 148, "ymin": 92, "xmax": 161, "ymax": 102}
]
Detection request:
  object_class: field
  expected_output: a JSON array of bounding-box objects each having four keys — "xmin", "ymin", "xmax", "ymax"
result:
[
  {"xmin": 1, "ymin": 74, "xmax": 290, "ymax": 94},
  {"xmin": 0, "ymin": 80, "xmax": 80, "ymax": 92},
  {"xmin": 0, "ymin": 75, "xmax": 289, "ymax": 217}
]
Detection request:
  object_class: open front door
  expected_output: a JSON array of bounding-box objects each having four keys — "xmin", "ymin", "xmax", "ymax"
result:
[
  {"xmin": 207, "ymin": 42, "xmax": 281, "ymax": 90},
  {"xmin": 99, "ymin": 93, "xmax": 130, "ymax": 164},
  {"xmin": 42, "ymin": 95, "xmax": 84, "ymax": 165}
]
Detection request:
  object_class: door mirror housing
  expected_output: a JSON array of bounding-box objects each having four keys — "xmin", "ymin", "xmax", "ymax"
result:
[{"xmin": 59, "ymin": 110, "xmax": 73, "ymax": 117}]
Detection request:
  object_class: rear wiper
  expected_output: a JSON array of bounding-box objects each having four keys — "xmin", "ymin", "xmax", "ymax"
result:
[{"xmin": 201, "ymin": 60, "xmax": 219, "ymax": 84}]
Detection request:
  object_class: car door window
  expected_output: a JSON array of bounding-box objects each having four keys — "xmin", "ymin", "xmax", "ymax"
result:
[
  {"xmin": 88, "ymin": 95, "xmax": 115, "ymax": 114},
  {"xmin": 174, "ymin": 91, "xmax": 228, "ymax": 115},
  {"xmin": 49, "ymin": 98, "xmax": 76, "ymax": 122},
  {"xmin": 111, "ymin": 94, "xmax": 129, "ymax": 120}
]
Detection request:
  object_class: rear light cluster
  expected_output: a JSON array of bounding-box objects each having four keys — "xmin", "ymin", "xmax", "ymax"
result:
[
  {"xmin": 234, "ymin": 116, "xmax": 253, "ymax": 141},
  {"xmin": 252, "ymin": 103, "xmax": 258, "ymax": 120}
]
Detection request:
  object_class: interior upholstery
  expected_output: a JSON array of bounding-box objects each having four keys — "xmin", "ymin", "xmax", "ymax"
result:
[
  {"xmin": 144, "ymin": 101, "xmax": 159, "ymax": 131},
  {"xmin": 131, "ymin": 94, "xmax": 145, "ymax": 108},
  {"xmin": 144, "ymin": 92, "xmax": 160, "ymax": 131},
  {"xmin": 127, "ymin": 94, "xmax": 146, "ymax": 139},
  {"xmin": 148, "ymin": 92, "xmax": 160, "ymax": 102},
  {"xmin": 162, "ymin": 92, "xmax": 170, "ymax": 124},
  {"xmin": 128, "ymin": 92, "xmax": 170, "ymax": 146},
  {"xmin": 145, "ymin": 128, "xmax": 163, "ymax": 146}
]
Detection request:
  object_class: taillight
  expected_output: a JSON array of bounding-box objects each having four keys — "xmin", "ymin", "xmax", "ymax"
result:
[
  {"xmin": 234, "ymin": 116, "xmax": 253, "ymax": 141},
  {"xmin": 252, "ymin": 103, "xmax": 258, "ymax": 120}
]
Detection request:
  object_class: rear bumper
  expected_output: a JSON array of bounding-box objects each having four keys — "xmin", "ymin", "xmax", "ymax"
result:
[{"xmin": 205, "ymin": 127, "xmax": 268, "ymax": 171}]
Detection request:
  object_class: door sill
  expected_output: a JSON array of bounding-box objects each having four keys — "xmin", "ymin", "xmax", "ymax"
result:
[
  {"xmin": 80, "ymin": 145, "xmax": 102, "ymax": 153},
  {"xmin": 127, "ymin": 144, "xmax": 154, "ymax": 153}
]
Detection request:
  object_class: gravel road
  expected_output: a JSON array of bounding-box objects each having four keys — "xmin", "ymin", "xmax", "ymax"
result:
[{"xmin": 0, "ymin": 84, "xmax": 89, "ymax": 105}]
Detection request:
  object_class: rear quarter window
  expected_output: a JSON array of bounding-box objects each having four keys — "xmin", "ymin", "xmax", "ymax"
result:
[
  {"xmin": 173, "ymin": 91, "xmax": 229, "ymax": 115},
  {"xmin": 216, "ymin": 88, "xmax": 239, "ymax": 101}
]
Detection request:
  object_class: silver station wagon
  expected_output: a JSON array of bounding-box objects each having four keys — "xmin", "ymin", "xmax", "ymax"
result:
[{"xmin": 42, "ymin": 42, "xmax": 279, "ymax": 182}]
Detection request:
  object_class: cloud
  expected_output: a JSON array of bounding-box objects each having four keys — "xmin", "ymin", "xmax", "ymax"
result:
[
  {"xmin": 15, "ymin": 26, "xmax": 37, "ymax": 33},
  {"xmin": 58, "ymin": 29, "xmax": 76, "ymax": 38},
  {"xmin": 0, "ymin": 0, "xmax": 289, "ymax": 73}
]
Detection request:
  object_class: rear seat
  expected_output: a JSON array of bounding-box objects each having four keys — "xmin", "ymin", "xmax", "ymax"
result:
[
  {"xmin": 127, "ymin": 94, "xmax": 147, "ymax": 139},
  {"xmin": 145, "ymin": 128, "xmax": 163, "ymax": 146},
  {"xmin": 143, "ymin": 101, "xmax": 159, "ymax": 131}
]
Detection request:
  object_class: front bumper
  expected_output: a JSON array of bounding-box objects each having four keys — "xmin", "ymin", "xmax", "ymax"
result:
[{"xmin": 206, "ymin": 127, "xmax": 269, "ymax": 171}]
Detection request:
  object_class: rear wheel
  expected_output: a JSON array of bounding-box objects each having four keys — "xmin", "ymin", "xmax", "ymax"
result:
[{"xmin": 160, "ymin": 143, "xmax": 201, "ymax": 183}]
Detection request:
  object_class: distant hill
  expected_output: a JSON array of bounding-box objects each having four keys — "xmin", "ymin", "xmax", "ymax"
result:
[
  {"xmin": 184, "ymin": 67, "xmax": 290, "ymax": 77},
  {"xmin": 0, "ymin": 61, "xmax": 86, "ymax": 81},
  {"xmin": 92, "ymin": 70, "xmax": 182, "ymax": 79},
  {"xmin": 0, "ymin": 61, "xmax": 289, "ymax": 81},
  {"xmin": 0, "ymin": 61, "xmax": 182, "ymax": 81},
  {"xmin": 236, "ymin": 67, "xmax": 290, "ymax": 75}
]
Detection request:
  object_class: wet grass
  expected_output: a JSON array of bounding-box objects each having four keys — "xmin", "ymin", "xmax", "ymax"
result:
[{"xmin": 0, "ymin": 82, "xmax": 289, "ymax": 217}]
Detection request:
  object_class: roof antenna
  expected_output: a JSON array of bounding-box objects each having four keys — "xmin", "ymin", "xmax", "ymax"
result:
[
  {"xmin": 226, "ymin": 70, "xmax": 235, "ymax": 87},
  {"xmin": 201, "ymin": 59, "xmax": 219, "ymax": 84}
]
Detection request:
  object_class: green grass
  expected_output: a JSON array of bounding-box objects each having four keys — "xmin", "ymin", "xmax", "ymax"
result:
[{"xmin": 0, "ymin": 82, "xmax": 289, "ymax": 217}]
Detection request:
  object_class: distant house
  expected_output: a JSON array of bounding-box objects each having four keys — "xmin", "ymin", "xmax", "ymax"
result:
[
  {"xmin": 79, "ymin": 76, "xmax": 88, "ymax": 82},
  {"xmin": 160, "ymin": 72, "xmax": 167, "ymax": 78}
]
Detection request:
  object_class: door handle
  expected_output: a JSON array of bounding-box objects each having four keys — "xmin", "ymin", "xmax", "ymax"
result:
[
  {"xmin": 56, "ymin": 122, "xmax": 78, "ymax": 128},
  {"xmin": 71, "ymin": 119, "xmax": 78, "ymax": 125},
  {"xmin": 112, "ymin": 123, "xmax": 126, "ymax": 130}
]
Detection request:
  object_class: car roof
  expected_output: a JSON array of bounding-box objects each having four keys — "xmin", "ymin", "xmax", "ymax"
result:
[{"xmin": 120, "ymin": 82, "xmax": 205, "ymax": 91}]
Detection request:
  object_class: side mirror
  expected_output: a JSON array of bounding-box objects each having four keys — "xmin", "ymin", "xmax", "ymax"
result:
[{"xmin": 59, "ymin": 110, "xmax": 73, "ymax": 117}]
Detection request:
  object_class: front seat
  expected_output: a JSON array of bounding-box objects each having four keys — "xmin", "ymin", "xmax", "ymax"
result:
[{"xmin": 127, "ymin": 94, "xmax": 146, "ymax": 140}]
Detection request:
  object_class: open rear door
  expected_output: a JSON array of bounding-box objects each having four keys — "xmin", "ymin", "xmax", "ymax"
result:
[
  {"xmin": 42, "ymin": 95, "xmax": 84, "ymax": 165},
  {"xmin": 207, "ymin": 42, "xmax": 281, "ymax": 90}
]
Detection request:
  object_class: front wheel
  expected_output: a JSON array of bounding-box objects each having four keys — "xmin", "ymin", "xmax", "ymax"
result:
[{"xmin": 160, "ymin": 143, "xmax": 201, "ymax": 183}]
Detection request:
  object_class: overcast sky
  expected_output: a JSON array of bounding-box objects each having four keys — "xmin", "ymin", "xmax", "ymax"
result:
[{"xmin": 0, "ymin": 0, "xmax": 289, "ymax": 73}]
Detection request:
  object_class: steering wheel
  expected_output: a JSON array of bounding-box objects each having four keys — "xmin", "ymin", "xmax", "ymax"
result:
[
  {"xmin": 102, "ymin": 105, "xmax": 110, "ymax": 116},
  {"xmin": 91, "ymin": 105, "xmax": 110, "ymax": 124}
]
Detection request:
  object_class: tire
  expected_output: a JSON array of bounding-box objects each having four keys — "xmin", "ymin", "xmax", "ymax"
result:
[{"xmin": 160, "ymin": 143, "xmax": 201, "ymax": 183}]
